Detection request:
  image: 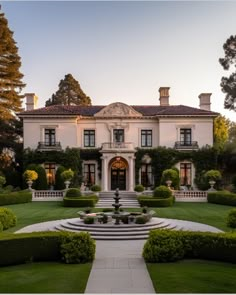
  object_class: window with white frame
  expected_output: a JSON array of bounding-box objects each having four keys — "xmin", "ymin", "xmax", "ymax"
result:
[
  {"xmin": 180, "ymin": 129, "xmax": 192, "ymax": 145},
  {"xmin": 44, "ymin": 129, "xmax": 56, "ymax": 146},
  {"xmin": 84, "ymin": 130, "xmax": 95, "ymax": 147},
  {"xmin": 141, "ymin": 130, "xmax": 152, "ymax": 147}
]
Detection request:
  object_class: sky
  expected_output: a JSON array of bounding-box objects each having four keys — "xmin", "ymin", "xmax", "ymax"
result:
[{"xmin": 1, "ymin": 0, "xmax": 236, "ymax": 121}]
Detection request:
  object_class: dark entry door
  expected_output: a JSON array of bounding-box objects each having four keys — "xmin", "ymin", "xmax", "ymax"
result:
[{"xmin": 111, "ymin": 168, "xmax": 126, "ymax": 190}]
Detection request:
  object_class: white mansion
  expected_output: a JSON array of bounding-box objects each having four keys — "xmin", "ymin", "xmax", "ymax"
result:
[{"xmin": 19, "ymin": 87, "xmax": 218, "ymax": 191}]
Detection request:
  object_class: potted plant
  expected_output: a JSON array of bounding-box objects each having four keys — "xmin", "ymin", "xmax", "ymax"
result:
[
  {"xmin": 23, "ymin": 170, "xmax": 38, "ymax": 190},
  {"xmin": 61, "ymin": 169, "xmax": 74, "ymax": 189}
]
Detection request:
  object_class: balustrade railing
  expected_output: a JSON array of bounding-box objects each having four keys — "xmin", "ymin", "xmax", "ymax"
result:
[
  {"xmin": 101, "ymin": 142, "xmax": 134, "ymax": 150},
  {"xmin": 174, "ymin": 141, "xmax": 199, "ymax": 150},
  {"xmin": 32, "ymin": 190, "xmax": 65, "ymax": 201},
  {"xmin": 37, "ymin": 142, "xmax": 62, "ymax": 151},
  {"xmin": 174, "ymin": 190, "xmax": 207, "ymax": 202}
]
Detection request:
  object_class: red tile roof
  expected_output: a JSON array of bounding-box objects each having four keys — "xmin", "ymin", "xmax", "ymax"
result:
[{"xmin": 18, "ymin": 104, "xmax": 218, "ymax": 117}]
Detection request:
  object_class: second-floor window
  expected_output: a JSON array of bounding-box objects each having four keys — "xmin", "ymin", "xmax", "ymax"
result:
[
  {"xmin": 84, "ymin": 130, "xmax": 95, "ymax": 147},
  {"xmin": 180, "ymin": 129, "xmax": 192, "ymax": 145},
  {"xmin": 113, "ymin": 129, "xmax": 124, "ymax": 143},
  {"xmin": 45, "ymin": 129, "xmax": 56, "ymax": 146},
  {"xmin": 141, "ymin": 130, "xmax": 152, "ymax": 147}
]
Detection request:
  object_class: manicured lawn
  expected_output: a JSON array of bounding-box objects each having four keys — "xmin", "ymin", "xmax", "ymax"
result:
[
  {"xmin": 2, "ymin": 201, "xmax": 234, "ymax": 232},
  {"xmin": 0, "ymin": 262, "xmax": 92, "ymax": 293},
  {"xmin": 147, "ymin": 259, "xmax": 236, "ymax": 293}
]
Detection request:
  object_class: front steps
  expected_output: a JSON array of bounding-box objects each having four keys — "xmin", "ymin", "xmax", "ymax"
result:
[
  {"xmin": 96, "ymin": 191, "xmax": 140, "ymax": 208},
  {"xmin": 54, "ymin": 217, "xmax": 182, "ymax": 240}
]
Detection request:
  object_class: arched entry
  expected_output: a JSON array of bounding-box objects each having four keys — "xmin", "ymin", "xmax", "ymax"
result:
[{"xmin": 110, "ymin": 157, "xmax": 128, "ymax": 190}]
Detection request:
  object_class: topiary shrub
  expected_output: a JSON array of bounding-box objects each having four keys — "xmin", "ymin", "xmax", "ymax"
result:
[
  {"xmin": 204, "ymin": 169, "xmax": 222, "ymax": 190},
  {"xmin": 227, "ymin": 208, "xmax": 236, "ymax": 228},
  {"xmin": 23, "ymin": 170, "xmax": 38, "ymax": 182},
  {"xmin": 134, "ymin": 184, "xmax": 145, "ymax": 192},
  {"xmin": 65, "ymin": 188, "xmax": 81, "ymax": 198},
  {"xmin": 153, "ymin": 185, "xmax": 172, "ymax": 199},
  {"xmin": 90, "ymin": 184, "xmax": 101, "ymax": 192},
  {"xmin": 161, "ymin": 168, "xmax": 180, "ymax": 189},
  {"xmin": 61, "ymin": 169, "xmax": 74, "ymax": 181},
  {"xmin": 83, "ymin": 216, "xmax": 95, "ymax": 224},
  {"xmin": 60, "ymin": 232, "xmax": 96, "ymax": 264},
  {"xmin": 0, "ymin": 222, "xmax": 3, "ymax": 232},
  {"xmin": 207, "ymin": 191, "xmax": 236, "ymax": 206},
  {"xmin": 0, "ymin": 208, "xmax": 17, "ymax": 230},
  {"xmin": 55, "ymin": 165, "xmax": 66, "ymax": 190},
  {"xmin": 135, "ymin": 215, "xmax": 147, "ymax": 224}
]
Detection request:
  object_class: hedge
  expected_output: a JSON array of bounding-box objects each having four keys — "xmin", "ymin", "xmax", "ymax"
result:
[
  {"xmin": 0, "ymin": 208, "xmax": 17, "ymax": 230},
  {"xmin": 138, "ymin": 195, "xmax": 174, "ymax": 207},
  {"xmin": 0, "ymin": 231, "xmax": 96, "ymax": 266},
  {"xmin": 63, "ymin": 197, "xmax": 97, "ymax": 207},
  {"xmin": 0, "ymin": 191, "xmax": 32, "ymax": 206},
  {"xmin": 143, "ymin": 229, "xmax": 236, "ymax": 263},
  {"xmin": 65, "ymin": 188, "xmax": 82, "ymax": 198},
  {"xmin": 207, "ymin": 191, "xmax": 236, "ymax": 206}
]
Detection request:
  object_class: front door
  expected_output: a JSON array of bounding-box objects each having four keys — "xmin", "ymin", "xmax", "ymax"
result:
[{"xmin": 111, "ymin": 168, "xmax": 126, "ymax": 190}]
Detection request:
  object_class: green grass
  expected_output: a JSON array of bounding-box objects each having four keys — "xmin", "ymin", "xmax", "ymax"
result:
[
  {"xmin": 1, "ymin": 201, "xmax": 235, "ymax": 232},
  {"xmin": 147, "ymin": 259, "xmax": 236, "ymax": 293},
  {"xmin": 0, "ymin": 261, "xmax": 92, "ymax": 293}
]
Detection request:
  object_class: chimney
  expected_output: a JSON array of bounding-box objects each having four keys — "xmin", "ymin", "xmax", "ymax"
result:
[
  {"xmin": 198, "ymin": 93, "xmax": 211, "ymax": 111},
  {"xmin": 159, "ymin": 87, "xmax": 170, "ymax": 106},
  {"xmin": 25, "ymin": 93, "xmax": 38, "ymax": 111}
]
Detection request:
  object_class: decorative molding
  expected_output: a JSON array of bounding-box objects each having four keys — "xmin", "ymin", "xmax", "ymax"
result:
[{"xmin": 94, "ymin": 102, "xmax": 142, "ymax": 118}]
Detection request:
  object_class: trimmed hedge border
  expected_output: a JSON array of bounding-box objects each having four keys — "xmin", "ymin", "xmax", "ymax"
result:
[
  {"xmin": 0, "ymin": 231, "xmax": 95, "ymax": 266},
  {"xmin": 137, "ymin": 195, "xmax": 174, "ymax": 207},
  {"xmin": 63, "ymin": 195, "xmax": 98, "ymax": 207},
  {"xmin": 207, "ymin": 191, "xmax": 236, "ymax": 206},
  {"xmin": 0, "ymin": 191, "xmax": 32, "ymax": 206},
  {"xmin": 143, "ymin": 229, "xmax": 236, "ymax": 263}
]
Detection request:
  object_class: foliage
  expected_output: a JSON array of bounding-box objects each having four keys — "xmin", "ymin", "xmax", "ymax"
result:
[
  {"xmin": 153, "ymin": 185, "xmax": 172, "ymax": 199},
  {"xmin": 232, "ymin": 175, "xmax": 236, "ymax": 189},
  {"xmin": 207, "ymin": 191, "xmax": 236, "ymax": 206},
  {"xmin": 0, "ymin": 175, "xmax": 6, "ymax": 187},
  {"xmin": 161, "ymin": 168, "xmax": 180, "ymax": 189},
  {"xmin": 227, "ymin": 208, "xmax": 236, "ymax": 228},
  {"xmin": 61, "ymin": 169, "xmax": 74, "ymax": 181},
  {"xmin": 83, "ymin": 216, "xmax": 95, "ymax": 224},
  {"xmin": 228, "ymin": 121, "xmax": 236, "ymax": 143},
  {"xmin": 90, "ymin": 184, "xmax": 101, "ymax": 192},
  {"xmin": 213, "ymin": 115, "xmax": 230, "ymax": 150},
  {"xmin": 134, "ymin": 184, "xmax": 144, "ymax": 192},
  {"xmin": 219, "ymin": 35, "xmax": 236, "ymax": 111},
  {"xmin": 0, "ymin": 11, "xmax": 25, "ymax": 120},
  {"xmin": 54, "ymin": 165, "xmax": 66, "ymax": 190},
  {"xmin": 143, "ymin": 229, "xmax": 236, "ymax": 263},
  {"xmin": 63, "ymin": 197, "xmax": 96, "ymax": 207},
  {"xmin": 23, "ymin": 170, "xmax": 38, "ymax": 182},
  {"xmin": 138, "ymin": 196, "xmax": 174, "ymax": 207},
  {"xmin": 26, "ymin": 164, "xmax": 48, "ymax": 190},
  {"xmin": 65, "ymin": 188, "xmax": 81, "ymax": 198},
  {"xmin": 0, "ymin": 222, "xmax": 2, "ymax": 232},
  {"xmin": 60, "ymin": 232, "xmax": 95, "ymax": 263},
  {"xmin": 45, "ymin": 73, "xmax": 91, "ymax": 106},
  {"xmin": 135, "ymin": 215, "xmax": 147, "ymax": 224},
  {"xmin": 0, "ymin": 207, "xmax": 17, "ymax": 230},
  {"xmin": 0, "ymin": 191, "xmax": 32, "ymax": 206},
  {"xmin": 203, "ymin": 169, "xmax": 222, "ymax": 190}
]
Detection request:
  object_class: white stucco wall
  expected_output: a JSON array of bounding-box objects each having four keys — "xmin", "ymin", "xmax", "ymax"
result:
[{"xmin": 158, "ymin": 118, "xmax": 214, "ymax": 148}]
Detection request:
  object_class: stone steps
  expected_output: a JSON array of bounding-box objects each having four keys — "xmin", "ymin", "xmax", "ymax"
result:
[
  {"xmin": 96, "ymin": 192, "xmax": 140, "ymax": 208},
  {"xmin": 54, "ymin": 218, "xmax": 182, "ymax": 240}
]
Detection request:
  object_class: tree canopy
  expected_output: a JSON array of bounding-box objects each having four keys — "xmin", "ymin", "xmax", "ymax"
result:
[
  {"xmin": 219, "ymin": 35, "xmax": 236, "ymax": 112},
  {"xmin": 45, "ymin": 74, "xmax": 92, "ymax": 106},
  {"xmin": 0, "ymin": 10, "xmax": 25, "ymax": 120},
  {"xmin": 213, "ymin": 115, "xmax": 230, "ymax": 151}
]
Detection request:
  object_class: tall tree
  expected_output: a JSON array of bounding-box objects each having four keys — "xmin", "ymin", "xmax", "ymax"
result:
[
  {"xmin": 219, "ymin": 35, "xmax": 236, "ymax": 111},
  {"xmin": 45, "ymin": 74, "xmax": 92, "ymax": 106},
  {"xmin": 213, "ymin": 115, "xmax": 230, "ymax": 151},
  {"xmin": 0, "ymin": 8, "xmax": 25, "ymax": 120}
]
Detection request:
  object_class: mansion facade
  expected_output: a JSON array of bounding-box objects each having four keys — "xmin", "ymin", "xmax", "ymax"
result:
[{"xmin": 18, "ymin": 87, "xmax": 218, "ymax": 191}]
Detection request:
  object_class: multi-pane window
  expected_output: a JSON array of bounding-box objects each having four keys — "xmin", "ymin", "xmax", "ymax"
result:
[
  {"xmin": 180, "ymin": 129, "xmax": 192, "ymax": 145},
  {"xmin": 141, "ymin": 130, "xmax": 152, "ymax": 147},
  {"xmin": 45, "ymin": 129, "xmax": 56, "ymax": 146},
  {"xmin": 180, "ymin": 163, "xmax": 192, "ymax": 186},
  {"xmin": 44, "ymin": 163, "xmax": 56, "ymax": 186},
  {"xmin": 84, "ymin": 164, "xmax": 95, "ymax": 187},
  {"xmin": 141, "ymin": 164, "xmax": 153, "ymax": 188},
  {"xmin": 113, "ymin": 129, "xmax": 124, "ymax": 143},
  {"xmin": 84, "ymin": 130, "xmax": 95, "ymax": 147}
]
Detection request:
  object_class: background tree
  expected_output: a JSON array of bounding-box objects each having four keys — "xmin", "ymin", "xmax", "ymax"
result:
[
  {"xmin": 213, "ymin": 115, "xmax": 230, "ymax": 151},
  {"xmin": 219, "ymin": 35, "xmax": 236, "ymax": 111},
  {"xmin": 45, "ymin": 74, "xmax": 92, "ymax": 106},
  {"xmin": 228, "ymin": 121, "xmax": 236, "ymax": 143}
]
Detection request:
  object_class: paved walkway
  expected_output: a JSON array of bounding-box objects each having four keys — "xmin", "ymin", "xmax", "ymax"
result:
[{"xmin": 15, "ymin": 218, "xmax": 222, "ymax": 294}]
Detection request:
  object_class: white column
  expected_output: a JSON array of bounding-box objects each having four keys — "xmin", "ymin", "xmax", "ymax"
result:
[
  {"xmin": 128, "ymin": 155, "xmax": 135, "ymax": 191},
  {"xmin": 101, "ymin": 156, "xmax": 108, "ymax": 191}
]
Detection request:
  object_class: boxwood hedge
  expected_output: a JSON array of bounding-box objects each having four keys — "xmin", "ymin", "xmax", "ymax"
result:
[
  {"xmin": 0, "ymin": 231, "xmax": 96, "ymax": 266},
  {"xmin": 207, "ymin": 191, "xmax": 236, "ymax": 206},
  {"xmin": 0, "ymin": 191, "xmax": 32, "ymax": 206},
  {"xmin": 63, "ymin": 194, "xmax": 98, "ymax": 207},
  {"xmin": 137, "ymin": 195, "xmax": 174, "ymax": 207},
  {"xmin": 143, "ymin": 229, "xmax": 236, "ymax": 263}
]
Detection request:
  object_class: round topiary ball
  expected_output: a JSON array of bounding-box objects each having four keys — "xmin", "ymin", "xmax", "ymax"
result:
[
  {"xmin": 153, "ymin": 185, "xmax": 172, "ymax": 199},
  {"xmin": 227, "ymin": 208, "xmax": 236, "ymax": 228},
  {"xmin": 134, "ymin": 184, "xmax": 144, "ymax": 192},
  {"xmin": 65, "ymin": 188, "xmax": 81, "ymax": 198}
]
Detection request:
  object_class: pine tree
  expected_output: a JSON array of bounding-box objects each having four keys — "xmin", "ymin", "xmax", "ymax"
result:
[
  {"xmin": 219, "ymin": 35, "xmax": 236, "ymax": 112},
  {"xmin": 0, "ymin": 9, "xmax": 25, "ymax": 120},
  {"xmin": 45, "ymin": 74, "xmax": 92, "ymax": 106}
]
